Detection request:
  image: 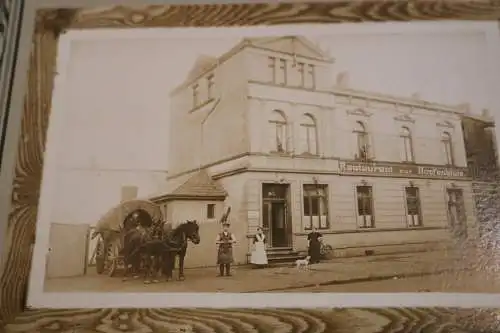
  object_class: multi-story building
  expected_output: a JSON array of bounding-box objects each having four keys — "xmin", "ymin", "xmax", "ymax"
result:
[
  {"xmin": 156, "ymin": 36, "xmax": 476, "ymax": 267},
  {"xmin": 462, "ymin": 109, "xmax": 499, "ymax": 180},
  {"xmin": 461, "ymin": 109, "xmax": 500, "ymax": 239}
]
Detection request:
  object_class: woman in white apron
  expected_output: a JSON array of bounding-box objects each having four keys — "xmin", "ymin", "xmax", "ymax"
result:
[{"xmin": 250, "ymin": 227, "xmax": 268, "ymax": 268}]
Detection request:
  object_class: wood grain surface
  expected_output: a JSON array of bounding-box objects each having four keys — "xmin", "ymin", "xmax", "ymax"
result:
[{"xmin": 2, "ymin": 2, "xmax": 500, "ymax": 332}]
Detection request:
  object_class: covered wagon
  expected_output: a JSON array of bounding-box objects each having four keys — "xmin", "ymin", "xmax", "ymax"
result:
[{"xmin": 91, "ymin": 199, "xmax": 163, "ymax": 277}]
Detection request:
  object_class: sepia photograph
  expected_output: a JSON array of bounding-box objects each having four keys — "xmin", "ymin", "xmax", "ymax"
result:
[{"xmin": 28, "ymin": 21, "xmax": 500, "ymax": 307}]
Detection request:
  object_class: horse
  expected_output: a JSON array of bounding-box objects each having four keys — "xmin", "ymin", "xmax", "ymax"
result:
[
  {"xmin": 162, "ymin": 220, "xmax": 200, "ymax": 281},
  {"xmin": 125, "ymin": 220, "xmax": 200, "ymax": 283}
]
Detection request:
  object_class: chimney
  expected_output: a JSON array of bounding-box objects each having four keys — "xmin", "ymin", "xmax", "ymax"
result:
[
  {"xmin": 457, "ymin": 103, "xmax": 471, "ymax": 114},
  {"xmin": 482, "ymin": 108, "xmax": 491, "ymax": 118},
  {"xmin": 121, "ymin": 185, "xmax": 138, "ymax": 203},
  {"xmin": 411, "ymin": 92, "xmax": 421, "ymax": 100},
  {"xmin": 336, "ymin": 71, "xmax": 349, "ymax": 88}
]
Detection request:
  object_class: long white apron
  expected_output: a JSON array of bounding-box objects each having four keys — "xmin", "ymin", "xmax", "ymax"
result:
[{"xmin": 250, "ymin": 233, "xmax": 268, "ymax": 265}]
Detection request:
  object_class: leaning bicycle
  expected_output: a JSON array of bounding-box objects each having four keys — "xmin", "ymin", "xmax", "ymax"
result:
[{"xmin": 320, "ymin": 241, "xmax": 334, "ymax": 259}]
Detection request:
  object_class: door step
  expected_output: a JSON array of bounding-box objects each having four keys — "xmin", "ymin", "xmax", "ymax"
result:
[{"xmin": 266, "ymin": 248, "xmax": 302, "ymax": 264}]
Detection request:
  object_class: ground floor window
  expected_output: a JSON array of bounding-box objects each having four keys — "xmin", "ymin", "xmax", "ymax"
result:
[
  {"xmin": 356, "ymin": 185, "xmax": 375, "ymax": 228},
  {"xmin": 405, "ymin": 186, "xmax": 422, "ymax": 227},
  {"xmin": 303, "ymin": 184, "xmax": 329, "ymax": 230}
]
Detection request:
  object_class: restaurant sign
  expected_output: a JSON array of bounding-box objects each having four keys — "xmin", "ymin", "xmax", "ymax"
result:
[{"xmin": 339, "ymin": 160, "xmax": 470, "ymax": 179}]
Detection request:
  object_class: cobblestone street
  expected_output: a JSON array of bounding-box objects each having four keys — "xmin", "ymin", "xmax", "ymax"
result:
[{"xmin": 44, "ymin": 247, "xmax": 499, "ymax": 293}]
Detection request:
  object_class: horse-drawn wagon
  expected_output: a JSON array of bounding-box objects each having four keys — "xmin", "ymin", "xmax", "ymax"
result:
[{"xmin": 91, "ymin": 199, "xmax": 164, "ymax": 277}]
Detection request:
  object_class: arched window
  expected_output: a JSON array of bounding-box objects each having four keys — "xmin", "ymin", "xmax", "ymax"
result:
[
  {"xmin": 299, "ymin": 114, "xmax": 318, "ymax": 155},
  {"xmin": 269, "ymin": 110, "xmax": 287, "ymax": 153},
  {"xmin": 354, "ymin": 121, "xmax": 370, "ymax": 160},
  {"xmin": 400, "ymin": 126, "xmax": 414, "ymax": 162},
  {"xmin": 441, "ymin": 131, "xmax": 454, "ymax": 165}
]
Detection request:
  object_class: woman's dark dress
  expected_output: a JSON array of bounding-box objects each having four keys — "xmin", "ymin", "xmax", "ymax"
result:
[{"xmin": 307, "ymin": 231, "xmax": 322, "ymax": 264}]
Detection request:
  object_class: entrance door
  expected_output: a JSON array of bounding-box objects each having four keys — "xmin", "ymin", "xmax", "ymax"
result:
[
  {"xmin": 446, "ymin": 188, "xmax": 467, "ymax": 239},
  {"xmin": 262, "ymin": 183, "xmax": 291, "ymax": 248}
]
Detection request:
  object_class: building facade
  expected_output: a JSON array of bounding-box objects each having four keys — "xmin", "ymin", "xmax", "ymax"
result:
[
  {"xmin": 461, "ymin": 110, "xmax": 499, "ymax": 181},
  {"xmin": 163, "ymin": 36, "xmax": 477, "ymax": 267},
  {"xmin": 461, "ymin": 110, "xmax": 500, "ymax": 239}
]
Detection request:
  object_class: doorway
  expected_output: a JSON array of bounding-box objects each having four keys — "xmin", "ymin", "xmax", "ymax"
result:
[
  {"xmin": 262, "ymin": 183, "xmax": 291, "ymax": 248},
  {"xmin": 446, "ymin": 188, "xmax": 467, "ymax": 239}
]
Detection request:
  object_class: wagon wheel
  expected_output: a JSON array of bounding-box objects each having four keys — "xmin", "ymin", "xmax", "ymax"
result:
[{"xmin": 107, "ymin": 239, "xmax": 122, "ymax": 277}]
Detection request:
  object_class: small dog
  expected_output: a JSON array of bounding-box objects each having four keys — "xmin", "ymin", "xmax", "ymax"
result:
[{"xmin": 295, "ymin": 256, "xmax": 311, "ymax": 270}]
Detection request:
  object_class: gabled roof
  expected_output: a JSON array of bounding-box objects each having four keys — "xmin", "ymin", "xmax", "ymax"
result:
[
  {"xmin": 171, "ymin": 36, "xmax": 333, "ymax": 95},
  {"xmin": 243, "ymin": 36, "xmax": 332, "ymax": 61},
  {"xmin": 463, "ymin": 113, "xmax": 495, "ymax": 126},
  {"xmin": 185, "ymin": 54, "xmax": 218, "ymax": 84},
  {"xmin": 152, "ymin": 169, "xmax": 227, "ymax": 202}
]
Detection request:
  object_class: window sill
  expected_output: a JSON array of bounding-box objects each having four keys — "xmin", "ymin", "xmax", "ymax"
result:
[
  {"xmin": 269, "ymin": 151, "xmax": 292, "ymax": 156},
  {"xmin": 250, "ymin": 80, "xmax": 320, "ymax": 93},
  {"xmin": 295, "ymin": 226, "xmax": 445, "ymax": 236},
  {"xmin": 188, "ymin": 98, "xmax": 215, "ymax": 113},
  {"xmin": 303, "ymin": 228, "xmax": 330, "ymax": 231},
  {"xmin": 295, "ymin": 152, "xmax": 321, "ymax": 158}
]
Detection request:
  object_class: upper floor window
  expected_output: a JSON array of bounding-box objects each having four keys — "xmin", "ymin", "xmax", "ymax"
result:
[
  {"xmin": 207, "ymin": 74, "xmax": 214, "ymax": 99},
  {"xmin": 441, "ymin": 131, "xmax": 454, "ymax": 165},
  {"xmin": 297, "ymin": 62, "xmax": 305, "ymax": 87},
  {"xmin": 268, "ymin": 110, "xmax": 287, "ymax": 153},
  {"xmin": 268, "ymin": 56, "xmax": 276, "ymax": 83},
  {"xmin": 305, "ymin": 64, "xmax": 315, "ymax": 89},
  {"xmin": 192, "ymin": 83, "xmax": 199, "ymax": 108},
  {"xmin": 354, "ymin": 121, "xmax": 370, "ymax": 161},
  {"xmin": 299, "ymin": 113, "xmax": 318, "ymax": 155},
  {"xmin": 277, "ymin": 58, "xmax": 287, "ymax": 85},
  {"xmin": 400, "ymin": 126, "xmax": 414, "ymax": 162}
]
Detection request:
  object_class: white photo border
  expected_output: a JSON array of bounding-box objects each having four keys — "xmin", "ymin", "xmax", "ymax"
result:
[{"xmin": 28, "ymin": 20, "xmax": 500, "ymax": 309}]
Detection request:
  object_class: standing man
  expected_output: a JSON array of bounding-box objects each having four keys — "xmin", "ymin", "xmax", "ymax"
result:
[{"xmin": 216, "ymin": 222, "xmax": 236, "ymax": 276}]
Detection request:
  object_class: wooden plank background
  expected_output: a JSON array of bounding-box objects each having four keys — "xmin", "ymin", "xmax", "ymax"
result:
[{"xmin": 2, "ymin": 2, "xmax": 500, "ymax": 332}]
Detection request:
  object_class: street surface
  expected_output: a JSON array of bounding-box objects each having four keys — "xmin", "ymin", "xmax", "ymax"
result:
[
  {"xmin": 280, "ymin": 270, "xmax": 500, "ymax": 293},
  {"xmin": 44, "ymin": 248, "xmax": 500, "ymax": 293}
]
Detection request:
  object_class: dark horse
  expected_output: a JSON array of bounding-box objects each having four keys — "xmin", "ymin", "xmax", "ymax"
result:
[
  {"xmin": 124, "ymin": 219, "xmax": 200, "ymax": 282},
  {"xmin": 120, "ymin": 209, "xmax": 160, "ymax": 281},
  {"xmin": 162, "ymin": 220, "xmax": 200, "ymax": 281}
]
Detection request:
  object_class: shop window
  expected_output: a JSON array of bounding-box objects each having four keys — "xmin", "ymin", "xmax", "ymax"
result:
[
  {"xmin": 405, "ymin": 186, "xmax": 422, "ymax": 226},
  {"xmin": 303, "ymin": 184, "xmax": 329, "ymax": 229},
  {"xmin": 356, "ymin": 185, "xmax": 374, "ymax": 228}
]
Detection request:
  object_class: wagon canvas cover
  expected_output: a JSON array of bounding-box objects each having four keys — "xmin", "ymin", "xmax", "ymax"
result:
[{"xmin": 94, "ymin": 199, "xmax": 163, "ymax": 234}]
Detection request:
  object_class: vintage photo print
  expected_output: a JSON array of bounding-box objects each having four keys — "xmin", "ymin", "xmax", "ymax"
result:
[{"xmin": 28, "ymin": 21, "xmax": 500, "ymax": 308}]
